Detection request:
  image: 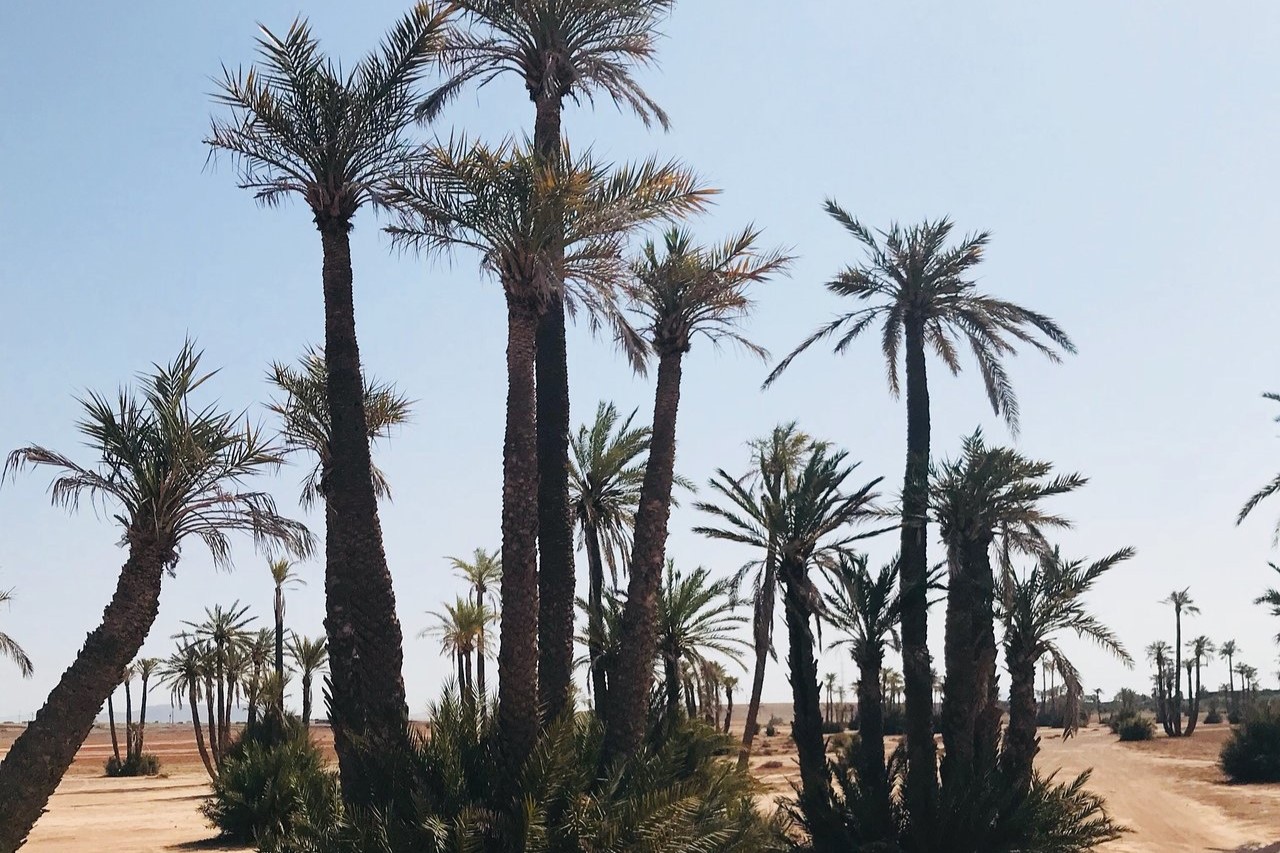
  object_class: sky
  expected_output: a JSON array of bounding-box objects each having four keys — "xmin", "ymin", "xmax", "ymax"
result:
[{"xmin": 2, "ymin": 1, "xmax": 1280, "ymax": 721}]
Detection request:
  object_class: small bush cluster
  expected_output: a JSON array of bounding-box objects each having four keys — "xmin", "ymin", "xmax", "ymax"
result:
[
  {"xmin": 1204, "ymin": 707, "xmax": 1222, "ymax": 724},
  {"xmin": 1116, "ymin": 716, "xmax": 1155, "ymax": 742},
  {"xmin": 820, "ymin": 719, "xmax": 845, "ymax": 734},
  {"xmin": 1220, "ymin": 704, "xmax": 1280, "ymax": 783},
  {"xmin": 104, "ymin": 753, "xmax": 161, "ymax": 777}
]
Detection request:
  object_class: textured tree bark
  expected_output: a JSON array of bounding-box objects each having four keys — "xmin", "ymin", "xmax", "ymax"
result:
[
  {"xmin": 204, "ymin": 678, "xmax": 220, "ymax": 764},
  {"xmin": 0, "ymin": 536, "xmax": 170, "ymax": 853},
  {"xmin": 900, "ymin": 318, "xmax": 937, "ymax": 833},
  {"xmin": 274, "ymin": 588, "xmax": 286, "ymax": 690},
  {"xmin": 301, "ymin": 674, "xmax": 313, "ymax": 728},
  {"xmin": 738, "ymin": 544, "xmax": 777, "ymax": 770},
  {"xmin": 942, "ymin": 535, "xmax": 998, "ymax": 787},
  {"xmin": 855, "ymin": 643, "xmax": 892, "ymax": 835},
  {"xmin": 585, "ymin": 522, "xmax": 609, "ymax": 720},
  {"xmin": 1000, "ymin": 651, "xmax": 1039, "ymax": 794},
  {"xmin": 1185, "ymin": 661, "xmax": 1201, "ymax": 735},
  {"xmin": 189, "ymin": 679, "xmax": 216, "ymax": 782},
  {"xmin": 497, "ymin": 295, "xmax": 543, "ymax": 771},
  {"xmin": 123, "ymin": 679, "xmax": 135, "ymax": 761},
  {"xmin": 318, "ymin": 221, "xmax": 410, "ymax": 807},
  {"xmin": 138, "ymin": 671, "xmax": 151, "ymax": 757},
  {"xmin": 606, "ymin": 353, "xmax": 683, "ymax": 759}
]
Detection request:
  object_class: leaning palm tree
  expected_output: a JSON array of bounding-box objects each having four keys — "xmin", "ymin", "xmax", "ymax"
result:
[
  {"xmin": 0, "ymin": 345, "xmax": 310, "ymax": 849},
  {"xmin": 206, "ymin": 7, "xmax": 452, "ymax": 803},
  {"xmin": 1184, "ymin": 635, "xmax": 1214, "ymax": 736},
  {"xmin": 449, "ymin": 549, "xmax": 502, "ymax": 700},
  {"xmin": 386, "ymin": 138, "xmax": 710, "ymax": 766},
  {"xmin": 267, "ymin": 559, "xmax": 305, "ymax": 700},
  {"xmin": 1237, "ymin": 393, "xmax": 1280, "ymax": 540},
  {"xmin": 428, "ymin": 1, "xmax": 674, "ymax": 721},
  {"xmin": 607, "ymin": 226, "xmax": 792, "ymax": 760},
  {"xmin": 999, "ymin": 547, "xmax": 1134, "ymax": 792},
  {"xmin": 764, "ymin": 206, "xmax": 1075, "ymax": 828},
  {"xmin": 930, "ymin": 431, "xmax": 1086, "ymax": 787},
  {"xmin": 287, "ymin": 634, "xmax": 329, "ymax": 727},
  {"xmin": 265, "ymin": 347, "xmax": 413, "ymax": 509},
  {"xmin": 0, "ymin": 588, "xmax": 33, "ymax": 678},
  {"xmin": 696, "ymin": 443, "xmax": 884, "ymax": 851},
  {"xmin": 654, "ymin": 561, "xmax": 749, "ymax": 724},
  {"xmin": 1162, "ymin": 588, "xmax": 1199, "ymax": 736},
  {"xmin": 1219, "ymin": 639, "xmax": 1240, "ymax": 715}
]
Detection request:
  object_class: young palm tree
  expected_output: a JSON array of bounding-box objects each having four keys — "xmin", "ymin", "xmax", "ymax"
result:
[
  {"xmin": 608, "ymin": 226, "xmax": 792, "ymax": 759},
  {"xmin": 1237, "ymin": 392, "xmax": 1280, "ymax": 539},
  {"xmin": 207, "ymin": 7, "xmax": 452, "ymax": 801},
  {"xmin": 1219, "ymin": 639, "xmax": 1240, "ymax": 715},
  {"xmin": 133, "ymin": 657, "xmax": 160, "ymax": 758},
  {"xmin": 0, "ymin": 345, "xmax": 309, "ymax": 849},
  {"xmin": 697, "ymin": 443, "xmax": 884, "ymax": 851},
  {"xmin": 764, "ymin": 206, "xmax": 1075, "ymax": 827},
  {"xmin": 999, "ymin": 547, "xmax": 1134, "ymax": 792},
  {"xmin": 287, "ymin": 634, "xmax": 329, "ymax": 727},
  {"xmin": 1162, "ymin": 588, "xmax": 1199, "ymax": 736},
  {"xmin": 265, "ymin": 347, "xmax": 413, "ymax": 509},
  {"xmin": 267, "ymin": 559, "xmax": 305, "ymax": 701},
  {"xmin": 429, "ymin": 1, "xmax": 674, "ymax": 721},
  {"xmin": 653, "ymin": 561, "xmax": 748, "ymax": 724},
  {"xmin": 0, "ymin": 588, "xmax": 33, "ymax": 679},
  {"xmin": 422, "ymin": 597, "xmax": 492, "ymax": 697},
  {"xmin": 386, "ymin": 138, "xmax": 709, "ymax": 766},
  {"xmin": 570, "ymin": 402, "xmax": 650, "ymax": 717},
  {"xmin": 159, "ymin": 639, "xmax": 216, "ymax": 780},
  {"xmin": 185, "ymin": 603, "xmax": 256, "ymax": 757},
  {"xmin": 1184, "ymin": 635, "xmax": 1215, "ymax": 736},
  {"xmin": 930, "ymin": 432, "xmax": 1086, "ymax": 787},
  {"xmin": 450, "ymin": 549, "xmax": 502, "ymax": 699}
]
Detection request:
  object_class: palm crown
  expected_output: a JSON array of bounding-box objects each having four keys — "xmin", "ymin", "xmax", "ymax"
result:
[
  {"xmin": 825, "ymin": 553, "xmax": 901, "ymax": 664},
  {"xmin": 450, "ymin": 549, "xmax": 503, "ymax": 605},
  {"xmin": 1236, "ymin": 392, "xmax": 1280, "ymax": 539},
  {"xmin": 287, "ymin": 635, "xmax": 329, "ymax": 676},
  {"xmin": 656, "ymin": 561, "xmax": 749, "ymax": 676},
  {"xmin": 569, "ymin": 402, "xmax": 649, "ymax": 582},
  {"xmin": 0, "ymin": 588, "xmax": 33, "ymax": 678},
  {"xmin": 765, "ymin": 202, "xmax": 1075, "ymax": 433}
]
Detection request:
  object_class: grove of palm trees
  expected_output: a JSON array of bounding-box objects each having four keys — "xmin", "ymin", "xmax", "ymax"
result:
[{"xmin": 3, "ymin": 3, "xmax": 1280, "ymax": 853}]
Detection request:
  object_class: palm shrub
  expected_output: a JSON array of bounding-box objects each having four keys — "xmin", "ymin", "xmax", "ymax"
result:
[
  {"xmin": 1220, "ymin": 703, "xmax": 1280, "ymax": 783},
  {"xmin": 1117, "ymin": 716, "xmax": 1156, "ymax": 742},
  {"xmin": 105, "ymin": 753, "xmax": 161, "ymax": 778}
]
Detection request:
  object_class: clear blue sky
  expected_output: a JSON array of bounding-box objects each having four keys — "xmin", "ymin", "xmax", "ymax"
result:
[{"xmin": 2, "ymin": 2, "xmax": 1279, "ymax": 720}]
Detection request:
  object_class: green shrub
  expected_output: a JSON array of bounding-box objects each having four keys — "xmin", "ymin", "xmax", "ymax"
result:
[
  {"xmin": 104, "ymin": 753, "xmax": 161, "ymax": 777},
  {"xmin": 1220, "ymin": 703, "xmax": 1280, "ymax": 783},
  {"xmin": 1204, "ymin": 708, "xmax": 1222, "ymax": 724},
  {"xmin": 1228, "ymin": 710, "xmax": 1243, "ymax": 725},
  {"xmin": 1117, "ymin": 716, "xmax": 1155, "ymax": 742},
  {"xmin": 821, "ymin": 719, "xmax": 845, "ymax": 734},
  {"xmin": 201, "ymin": 714, "xmax": 340, "ymax": 850}
]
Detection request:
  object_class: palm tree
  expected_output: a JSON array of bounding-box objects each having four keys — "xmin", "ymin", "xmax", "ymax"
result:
[
  {"xmin": 429, "ymin": 1, "xmax": 674, "ymax": 722},
  {"xmin": 1237, "ymin": 392, "xmax": 1280, "ymax": 539},
  {"xmin": 826, "ymin": 553, "xmax": 900, "ymax": 828},
  {"xmin": 1219, "ymin": 639, "xmax": 1240, "ymax": 715},
  {"xmin": 764, "ymin": 206, "xmax": 1075, "ymax": 828},
  {"xmin": 422, "ymin": 597, "xmax": 492, "ymax": 698},
  {"xmin": 242, "ymin": 628, "xmax": 273, "ymax": 727},
  {"xmin": 930, "ymin": 431, "xmax": 1086, "ymax": 786},
  {"xmin": 1184, "ymin": 635, "xmax": 1215, "ymax": 736},
  {"xmin": 159, "ymin": 639, "xmax": 216, "ymax": 781},
  {"xmin": 267, "ymin": 559, "xmax": 305, "ymax": 705},
  {"xmin": 1147, "ymin": 640, "xmax": 1173, "ymax": 734},
  {"xmin": 697, "ymin": 443, "xmax": 884, "ymax": 851},
  {"xmin": 133, "ymin": 658, "xmax": 160, "ymax": 758},
  {"xmin": 570, "ymin": 402, "xmax": 650, "ymax": 717},
  {"xmin": 1163, "ymin": 588, "xmax": 1199, "ymax": 736},
  {"xmin": 186, "ymin": 603, "xmax": 256, "ymax": 757},
  {"xmin": 265, "ymin": 347, "xmax": 413, "ymax": 509},
  {"xmin": 722, "ymin": 674, "xmax": 739, "ymax": 734},
  {"xmin": 1256, "ymin": 563, "xmax": 1280, "ymax": 645},
  {"xmin": 607, "ymin": 226, "xmax": 791, "ymax": 760},
  {"xmin": 206, "ymin": 8, "xmax": 452, "ymax": 803},
  {"xmin": 287, "ymin": 635, "xmax": 329, "ymax": 727},
  {"xmin": 653, "ymin": 562, "xmax": 748, "ymax": 724},
  {"xmin": 823, "ymin": 673, "xmax": 837, "ymax": 723},
  {"xmin": 386, "ymin": 138, "xmax": 708, "ymax": 766},
  {"xmin": 449, "ymin": 549, "xmax": 502, "ymax": 700},
  {"xmin": 0, "ymin": 588, "xmax": 33, "ymax": 678},
  {"xmin": 0, "ymin": 345, "xmax": 309, "ymax": 848},
  {"xmin": 999, "ymin": 547, "xmax": 1134, "ymax": 792}
]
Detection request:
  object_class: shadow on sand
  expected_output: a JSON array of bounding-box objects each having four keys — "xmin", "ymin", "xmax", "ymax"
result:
[{"xmin": 1209, "ymin": 844, "xmax": 1280, "ymax": 853}]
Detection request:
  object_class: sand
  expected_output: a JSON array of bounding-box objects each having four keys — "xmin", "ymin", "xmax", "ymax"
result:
[{"xmin": 3, "ymin": 717, "xmax": 1277, "ymax": 851}]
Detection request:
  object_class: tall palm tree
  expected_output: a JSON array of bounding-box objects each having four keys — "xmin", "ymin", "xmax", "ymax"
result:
[
  {"xmin": 607, "ymin": 226, "xmax": 792, "ymax": 759},
  {"xmin": 159, "ymin": 639, "xmax": 216, "ymax": 780},
  {"xmin": 1237, "ymin": 392, "xmax": 1280, "ymax": 539},
  {"xmin": 653, "ymin": 561, "xmax": 748, "ymax": 724},
  {"xmin": 1256, "ymin": 563, "xmax": 1280, "ymax": 645},
  {"xmin": 267, "ymin": 560, "xmax": 305, "ymax": 703},
  {"xmin": 287, "ymin": 635, "xmax": 329, "ymax": 727},
  {"xmin": 1219, "ymin": 639, "xmax": 1240, "ymax": 715},
  {"xmin": 764, "ymin": 206, "xmax": 1075, "ymax": 828},
  {"xmin": 570, "ymin": 402, "xmax": 649, "ymax": 717},
  {"xmin": 1184, "ymin": 635, "xmax": 1214, "ymax": 736},
  {"xmin": 206, "ymin": 7, "xmax": 451, "ymax": 803},
  {"xmin": 185, "ymin": 603, "xmax": 256, "ymax": 757},
  {"xmin": 133, "ymin": 658, "xmax": 160, "ymax": 758},
  {"xmin": 930, "ymin": 431, "xmax": 1086, "ymax": 787},
  {"xmin": 386, "ymin": 138, "xmax": 709, "ymax": 766},
  {"xmin": 0, "ymin": 588, "xmax": 33, "ymax": 679},
  {"xmin": 449, "ymin": 549, "xmax": 502, "ymax": 699},
  {"xmin": 265, "ymin": 347, "xmax": 413, "ymax": 509},
  {"xmin": 1162, "ymin": 588, "xmax": 1199, "ymax": 736},
  {"xmin": 429, "ymin": 1, "xmax": 674, "ymax": 722},
  {"xmin": 999, "ymin": 547, "xmax": 1134, "ymax": 792},
  {"xmin": 697, "ymin": 443, "xmax": 884, "ymax": 851},
  {"xmin": 1147, "ymin": 640, "xmax": 1174, "ymax": 735},
  {"xmin": 0, "ymin": 345, "xmax": 309, "ymax": 849},
  {"xmin": 826, "ymin": 553, "xmax": 900, "ymax": 829}
]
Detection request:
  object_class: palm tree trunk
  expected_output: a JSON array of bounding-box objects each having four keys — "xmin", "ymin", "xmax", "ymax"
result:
[
  {"xmin": 204, "ymin": 677, "xmax": 220, "ymax": 764},
  {"xmin": 941, "ymin": 535, "xmax": 998, "ymax": 787},
  {"xmin": 124, "ymin": 678, "xmax": 135, "ymax": 762},
  {"xmin": 1186, "ymin": 659, "xmax": 1201, "ymax": 735},
  {"xmin": 585, "ymin": 522, "xmax": 609, "ymax": 721},
  {"xmin": 0, "ymin": 538, "xmax": 169, "ymax": 853},
  {"xmin": 189, "ymin": 679, "xmax": 216, "ymax": 782},
  {"xmin": 533, "ymin": 95, "xmax": 575, "ymax": 726},
  {"xmin": 498, "ymin": 294, "xmax": 542, "ymax": 770},
  {"xmin": 856, "ymin": 646, "xmax": 891, "ymax": 835},
  {"xmin": 1001, "ymin": 650, "xmax": 1038, "ymax": 794},
  {"xmin": 475, "ymin": 588, "xmax": 487, "ymax": 700},
  {"xmin": 138, "ymin": 672, "xmax": 150, "ymax": 757},
  {"xmin": 456, "ymin": 649, "xmax": 466, "ymax": 693},
  {"xmin": 607, "ymin": 351, "xmax": 684, "ymax": 759},
  {"xmin": 900, "ymin": 317, "xmax": 936, "ymax": 828},
  {"xmin": 1172, "ymin": 612, "xmax": 1183, "ymax": 736},
  {"xmin": 664, "ymin": 656, "xmax": 681, "ymax": 723},
  {"xmin": 215, "ymin": 643, "xmax": 227, "ymax": 757},
  {"xmin": 274, "ymin": 587, "xmax": 286, "ymax": 695},
  {"xmin": 724, "ymin": 690, "xmax": 734, "ymax": 734},
  {"xmin": 1227, "ymin": 656, "xmax": 1235, "ymax": 715},
  {"xmin": 301, "ymin": 673, "xmax": 313, "ymax": 728},
  {"xmin": 317, "ymin": 222, "xmax": 410, "ymax": 807},
  {"xmin": 782, "ymin": 570, "xmax": 847, "ymax": 853},
  {"xmin": 107, "ymin": 694, "xmax": 120, "ymax": 764},
  {"xmin": 738, "ymin": 546, "xmax": 777, "ymax": 770}
]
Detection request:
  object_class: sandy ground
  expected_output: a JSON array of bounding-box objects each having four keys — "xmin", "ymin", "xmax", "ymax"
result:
[{"xmin": 3, "ymin": 716, "xmax": 1278, "ymax": 851}]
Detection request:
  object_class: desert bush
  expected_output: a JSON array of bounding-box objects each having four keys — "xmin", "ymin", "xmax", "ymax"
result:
[
  {"xmin": 1036, "ymin": 705, "xmax": 1090, "ymax": 729},
  {"xmin": 1228, "ymin": 710, "xmax": 1243, "ymax": 725},
  {"xmin": 1204, "ymin": 707, "xmax": 1222, "ymax": 724},
  {"xmin": 1117, "ymin": 716, "xmax": 1155, "ymax": 742},
  {"xmin": 104, "ymin": 753, "xmax": 161, "ymax": 777},
  {"xmin": 201, "ymin": 714, "xmax": 339, "ymax": 850},
  {"xmin": 1220, "ymin": 703, "xmax": 1280, "ymax": 783},
  {"xmin": 821, "ymin": 719, "xmax": 845, "ymax": 734},
  {"xmin": 765, "ymin": 714, "xmax": 782, "ymax": 737},
  {"xmin": 826, "ymin": 731, "xmax": 860, "ymax": 754}
]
